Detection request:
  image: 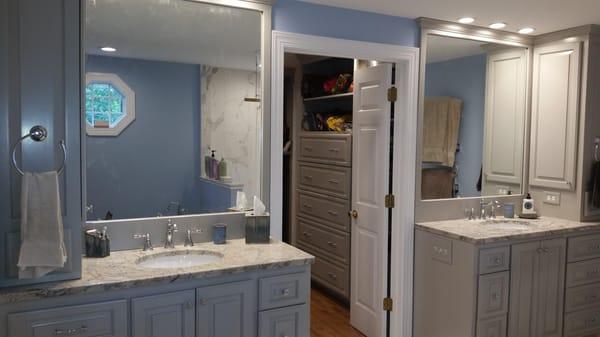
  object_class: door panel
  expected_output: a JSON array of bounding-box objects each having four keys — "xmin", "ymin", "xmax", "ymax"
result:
[
  {"xmin": 536, "ymin": 238, "xmax": 566, "ymax": 337},
  {"xmin": 132, "ymin": 290, "xmax": 195, "ymax": 337},
  {"xmin": 350, "ymin": 63, "xmax": 393, "ymax": 337},
  {"xmin": 508, "ymin": 241, "xmax": 540, "ymax": 337}
]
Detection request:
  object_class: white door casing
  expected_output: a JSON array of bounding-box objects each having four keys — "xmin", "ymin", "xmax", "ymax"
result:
[{"xmin": 350, "ymin": 63, "xmax": 393, "ymax": 337}]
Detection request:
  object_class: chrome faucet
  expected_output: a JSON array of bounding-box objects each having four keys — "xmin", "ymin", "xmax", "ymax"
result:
[
  {"xmin": 479, "ymin": 199, "xmax": 503, "ymax": 219},
  {"xmin": 184, "ymin": 228, "xmax": 204, "ymax": 247},
  {"xmin": 165, "ymin": 219, "xmax": 178, "ymax": 249},
  {"xmin": 133, "ymin": 233, "xmax": 153, "ymax": 251}
]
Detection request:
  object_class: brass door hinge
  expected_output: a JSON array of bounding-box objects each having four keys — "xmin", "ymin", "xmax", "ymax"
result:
[
  {"xmin": 383, "ymin": 297, "xmax": 393, "ymax": 311},
  {"xmin": 385, "ymin": 194, "xmax": 395, "ymax": 208},
  {"xmin": 387, "ymin": 87, "xmax": 397, "ymax": 102}
]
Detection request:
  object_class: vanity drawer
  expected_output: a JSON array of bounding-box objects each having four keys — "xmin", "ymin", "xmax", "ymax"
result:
[
  {"xmin": 299, "ymin": 243, "xmax": 349, "ymax": 297},
  {"xmin": 566, "ymin": 283, "xmax": 600, "ymax": 313},
  {"xmin": 259, "ymin": 273, "xmax": 309, "ymax": 311},
  {"xmin": 477, "ymin": 315, "xmax": 507, "ymax": 337},
  {"xmin": 8, "ymin": 300, "xmax": 128, "ymax": 337},
  {"xmin": 258, "ymin": 304, "xmax": 308, "ymax": 337},
  {"xmin": 297, "ymin": 217, "xmax": 350, "ymax": 263},
  {"xmin": 479, "ymin": 247, "xmax": 510, "ymax": 274},
  {"xmin": 298, "ymin": 163, "xmax": 351, "ymax": 199},
  {"xmin": 297, "ymin": 191, "xmax": 350, "ymax": 231},
  {"xmin": 569, "ymin": 234, "xmax": 600, "ymax": 262},
  {"xmin": 567, "ymin": 258, "xmax": 600, "ymax": 287},
  {"xmin": 478, "ymin": 272, "xmax": 510, "ymax": 319},
  {"xmin": 564, "ymin": 306, "xmax": 600, "ymax": 337},
  {"xmin": 298, "ymin": 134, "xmax": 351, "ymax": 166}
]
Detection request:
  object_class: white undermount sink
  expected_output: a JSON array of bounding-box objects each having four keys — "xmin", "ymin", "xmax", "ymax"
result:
[{"xmin": 136, "ymin": 250, "xmax": 223, "ymax": 269}]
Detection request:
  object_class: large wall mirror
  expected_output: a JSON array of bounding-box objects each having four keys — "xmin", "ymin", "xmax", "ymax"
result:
[
  {"xmin": 419, "ymin": 25, "xmax": 530, "ymax": 201},
  {"xmin": 84, "ymin": 0, "xmax": 269, "ymax": 220}
]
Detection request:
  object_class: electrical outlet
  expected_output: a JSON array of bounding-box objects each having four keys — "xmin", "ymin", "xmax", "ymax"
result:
[
  {"xmin": 544, "ymin": 191, "xmax": 561, "ymax": 205},
  {"xmin": 497, "ymin": 186, "xmax": 510, "ymax": 195}
]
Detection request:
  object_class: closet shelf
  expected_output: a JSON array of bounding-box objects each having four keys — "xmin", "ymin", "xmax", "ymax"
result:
[{"xmin": 303, "ymin": 92, "xmax": 353, "ymax": 102}]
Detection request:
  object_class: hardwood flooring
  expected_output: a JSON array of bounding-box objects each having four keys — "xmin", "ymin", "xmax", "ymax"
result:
[{"xmin": 310, "ymin": 288, "xmax": 365, "ymax": 337}]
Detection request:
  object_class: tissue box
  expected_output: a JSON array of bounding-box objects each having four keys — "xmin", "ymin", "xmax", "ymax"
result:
[{"xmin": 245, "ymin": 212, "xmax": 270, "ymax": 244}]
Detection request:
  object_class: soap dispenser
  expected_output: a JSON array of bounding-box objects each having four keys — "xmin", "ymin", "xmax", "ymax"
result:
[
  {"xmin": 204, "ymin": 148, "xmax": 213, "ymax": 178},
  {"xmin": 521, "ymin": 193, "xmax": 538, "ymax": 218},
  {"xmin": 218, "ymin": 157, "xmax": 227, "ymax": 180},
  {"xmin": 211, "ymin": 150, "xmax": 219, "ymax": 180}
]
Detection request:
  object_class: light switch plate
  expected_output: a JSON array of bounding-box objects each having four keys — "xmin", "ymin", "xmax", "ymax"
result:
[{"xmin": 543, "ymin": 191, "xmax": 561, "ymax": 205}]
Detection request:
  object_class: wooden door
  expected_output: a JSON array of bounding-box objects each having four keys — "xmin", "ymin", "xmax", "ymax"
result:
[
  {"xmin": 196, "ymin": 280, "xmax": 256, "ymax": 337},
  {"xmin": 132, "ymin": 290, "xmax": 195, "ymax": 337},
  {"xmin": 536, "ymin": 238, "xmax": 566, "ymax": 337},
  {"xmin": 0, "ymin": 0, "xmax": 82, "ymax": 286},
  {"xmin": 350, "ymin": 63, "xmax": 393, "ymax": 337}
]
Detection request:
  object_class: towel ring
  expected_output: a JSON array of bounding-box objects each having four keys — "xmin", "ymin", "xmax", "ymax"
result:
[{"xmin": 11, "ymin": 125, "xmax": 67, "ymax": 176}]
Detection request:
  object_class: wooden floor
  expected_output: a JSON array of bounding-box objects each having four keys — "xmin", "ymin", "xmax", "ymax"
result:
[{"xmin": 310, "ymin": 288, "xmax": 365, "ymax": 337}]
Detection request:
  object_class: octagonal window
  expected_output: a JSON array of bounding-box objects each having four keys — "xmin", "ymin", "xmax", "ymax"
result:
[{"xmin": 85, "ymin": 73, "xmax": 135, "ymax": 136}]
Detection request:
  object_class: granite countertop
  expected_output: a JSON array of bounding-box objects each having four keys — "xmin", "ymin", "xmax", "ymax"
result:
[
  {"xmin": 416, "ymin": 217, "xmax": 600, "ymax": 245},
  {"xmin": 0, "ymin": 239, "xmax": 314, "ymax": 305}
]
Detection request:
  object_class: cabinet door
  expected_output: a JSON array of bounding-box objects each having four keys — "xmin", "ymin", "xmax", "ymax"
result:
[
  {"xmin": 196, "ymin": 280, "xmax": 256, "ymax": 337},
  {"xmin": 508, "ymin": 241, "xmax": 540, "ymax": 337},
  {"xmin": 529, "ymin": 41, "xmax": 581, "ymax": 190},
  {"xmin": 258, "ymin": 304, "xmax": 308, "ymax": 337},
  {"xmin": 535, "ymin": 238, "xmax": 566, "ymax": 337},
  {"xmin": 0, "ymin": 0, "xmax": 82, "ymax": 287},
  {"xmin": 132, "ymin": 290, "xmax": 195, "ymax": 337}
]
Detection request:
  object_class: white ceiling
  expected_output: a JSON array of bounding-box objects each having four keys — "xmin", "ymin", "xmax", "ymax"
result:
[
  {"xmin": 85, "ymin": 0, "xmax": 261, "ymax": 71},
  {"xmin": 426, "ymin": 35, "xmax": 487, "ymax": 63},
  {"xmin": 299, "ymin": 0, "xmax": 600, "ymax": 35}
]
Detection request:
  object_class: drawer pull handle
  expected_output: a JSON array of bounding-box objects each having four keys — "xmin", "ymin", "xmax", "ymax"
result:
[
  {"xmin": 493, "ymin": 257, "xmax": 502, "ymax": 264},
  {"xmin": 53, "ymin": 326, "xmax": 88, "ymax": 336},
  {"xmin": 303, "ymin": 203, "xmax": 313, "ymax": 209},
  {"xmin": 327, "ymin": 179, "xmax": 339, "ymax": 185},
  {"xmin": 587, "ymin": 295, "xmax": 599, "ymax": 302},
  {"xmin": 198, "ymin": 298, "xmax": 207, "ymax": 305},
  {"xmin": 327, "ymin": 210, "xmax": 338, "ymax": 216},
  {"xmin": 586, "ymin": 317, "xmax": 599, "ymax": 325},
  {"xmin": 327, "ymin": 272, "xmax": 337, "ymax": 280},
  {"xmin": 304, "ymin": 175, "xmax": 313, "ymax": 181},
  {"xmin": 281, "ymin": 288, "xmax": 291, "ymax": 296},
  {"xmin": 327, "ymin": 241, "xmax": 338, "ymax": 248},
  {"xmin": 328, "ymin": 148, "xmax": 340, "ymax": 153},
  {"xmin": 589, "ymin": 244, "xmax": 600, "ymax": 251},
  {"xmin": 587, "ymin": 269, "xmax": 600, "ymax": 277},
  {"xmin": 304, "ymin": 146, "xmax": 313, "ymax": 152},
  {"xmin": 186, "ymin": 301, "xmax": 194, "ymax": 309},
  {"xmin": 492, "ymin": 293, "xmax": 501, "ymax": 300},
  {"xmin": 302, "ymin": 231, "xmax": 312, "ymax": 238}
]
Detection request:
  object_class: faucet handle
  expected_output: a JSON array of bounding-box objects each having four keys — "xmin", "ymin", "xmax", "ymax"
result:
[
  {"xmin": 167, "ymin": 219, "xmax": 178, "ymax": 232},
  {"xmin": 184, "ymin": 228, "xmax": 204, "ymax": 247},
  {"xmin": 133, "ymin": 233, "xmax": 153, "ymax": 251}
]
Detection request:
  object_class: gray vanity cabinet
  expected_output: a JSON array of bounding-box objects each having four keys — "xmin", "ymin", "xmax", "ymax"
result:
[
  {"xmin": 259, "ymin": 304, "xmax": 309, "ymax": 337},
  {"xmin": 196, "ymin": 280, "xmax": 256, "ymax": 337},
  {"xmin": 508, "ymin": 238, "xmax": 566, "ymax": 337},
  {"xmin": 132, "ymin": 289, "xmax": 196, "ymax": 337}
]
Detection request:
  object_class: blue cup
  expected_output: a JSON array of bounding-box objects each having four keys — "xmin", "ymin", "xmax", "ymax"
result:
[
  {"xmin": 504, "ymin": 203, "xmax": 515, "ymax": 218},
  {"xmin": 213, "ymin": 223, "xmax": 227, "ymax": 244}
]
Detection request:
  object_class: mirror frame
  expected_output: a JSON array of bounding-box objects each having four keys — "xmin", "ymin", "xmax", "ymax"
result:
[
  {"xmin": 415, "ymin": 18, "xmax": 534, "ymax": 219},
  {"xmin": 83, "ymin": 0, "xmax": 273, "ymax": 223}
]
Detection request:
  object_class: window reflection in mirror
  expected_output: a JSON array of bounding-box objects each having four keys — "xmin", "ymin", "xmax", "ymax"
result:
[
  {"xmin": 84, "ymin": 0, "xmax": 262, "ymax": 220},
  {"xmin": 421, "ymin": 35, "xmax": 527, "ymax": 200}
]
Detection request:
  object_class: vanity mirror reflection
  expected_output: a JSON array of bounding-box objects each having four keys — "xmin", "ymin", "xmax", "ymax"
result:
[
  {"xmin": 84, "ymin": 0, "xmax": 267, "ymax": 220},
  {"xmin": 420, "ymin": 33, "xmax": 529, "ymax": 200}
]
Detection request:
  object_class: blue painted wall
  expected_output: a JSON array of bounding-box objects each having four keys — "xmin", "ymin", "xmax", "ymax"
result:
[
  {"xmin": 273, "ymin": 0, "xmax": 419, "ymax": 47},
  {"xmin": 424, "ymin": 54, "xmax": 487, "ymax": 197},
  {"xmin": 86, "ymin": 55, "xmax": 207, "ymax": 219}
]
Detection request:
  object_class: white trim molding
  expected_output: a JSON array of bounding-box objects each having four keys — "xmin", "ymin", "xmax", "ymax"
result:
[
  {"xmin": 270, "ymin": 30, "xmax": 419, "ymax": 337},
  {"xmin": 85, "ymin": 72, "xmax": 135, "ymax": 137}
]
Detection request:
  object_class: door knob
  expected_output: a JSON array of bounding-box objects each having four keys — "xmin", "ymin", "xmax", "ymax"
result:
[{"xmin": 350, "ymin": 210, "xmax": 358, "ymax": 219}]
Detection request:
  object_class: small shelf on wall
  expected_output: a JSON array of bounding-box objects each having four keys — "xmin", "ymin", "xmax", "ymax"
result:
[{"xmin": 303, "ymin": 92, "xmax": 353, "ymax": 102}]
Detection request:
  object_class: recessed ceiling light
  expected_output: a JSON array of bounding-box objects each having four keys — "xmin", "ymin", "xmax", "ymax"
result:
[
  {"xmin": 100, "ymin": 46, "xmax": 116, "ymax": 53},
  {"xmin": 458, "ymin": 17, "xmax": 475, "ymax": 24},
  {"xmin": 489, "ymin": 22, "xmax": 507, "ymax": 29},
  {"xmin": 518, "ymin": 27, "xmax": 535, "ymax": 35}
]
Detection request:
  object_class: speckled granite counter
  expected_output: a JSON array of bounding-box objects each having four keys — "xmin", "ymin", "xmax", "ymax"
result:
[
  {"xmin": 416, "ymin": 217, "xmax": 600, "ymax": 245},
  {"xmin": 0, "ymin": 239, "xmax": 314, "ymax": 305}
]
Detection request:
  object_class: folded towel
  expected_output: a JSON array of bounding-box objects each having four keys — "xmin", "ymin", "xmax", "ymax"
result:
[
  {"xmin": 17, "ymin": 171, "xmax": 67, "ymax": 279},
  {"xmin": 593, "ymin": 161, "xmax": 600, "ymax": 209}
]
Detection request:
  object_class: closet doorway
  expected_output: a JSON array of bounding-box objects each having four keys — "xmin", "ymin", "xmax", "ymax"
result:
[{"xmin": 272, "ymin": 31, "xmax": 419, "ymax": 337}]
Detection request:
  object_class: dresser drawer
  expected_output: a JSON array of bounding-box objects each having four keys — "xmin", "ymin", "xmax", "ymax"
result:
[
  {"xmin": 479, "ymin": 247, "xmax": 510, "ymax": 274},
  {"xmin": 297, "ymin": 191, "xmax": 350, "ymax": 232},
  {"xmin": 477, "ymin": 315, "xmax": 507, "ymax": 337},
  {"xmin": 569, "ymin": 234, "xmax": 600, "ymax": 263},
  {"xmin": 478, "ymin": 272, "xmax": 510, "ymax": 319},
  {"xmin": 299, "ymin": 134, "xmax": 351, "ymax": 166},
  {"xmin": 298, "ymin": 163, "xmax": 351, "ymax": 199},
  {"xmin": 565, "ymin": 306, "xmax": 600, "ymax": 337},
  {"xmin": 297, "ymin": 217, "xmax": 350, "ymax": 263},
  {"xmin": 259, "ymin": 304, "xmax": 308, "ymax": 337},
  {"xmin": 8, "ymin": 300, "xmax": 128, "ymax": 337},
  {"xmin": 567, "ymin": 283, "xmax": 600, "ymax": 313},
  {"xmin": 299, "ymin": 243, "xmax": 349, "ymax": 297},
  {"xmin": 567, "ymin": 258, "xmax": 600, "ymax": 287},
  {"xmin": 259, "ymin": 273, "xmax": 309, "ymax": 311}
]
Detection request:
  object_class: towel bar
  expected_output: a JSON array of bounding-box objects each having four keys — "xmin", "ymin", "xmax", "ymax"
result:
[{"xmin": 11, "ymin": 125, "xmax": 66, "ymax": 175}]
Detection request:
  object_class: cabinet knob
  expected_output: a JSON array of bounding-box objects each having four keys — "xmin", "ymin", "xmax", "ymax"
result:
[
  {"xmin": 350, "ymin": 210, "xmax": 358, "ymax": 219},
  {"xmin": 327, "ymin": 241, "xmax": 338, "ymax": 248},
  {"xmin": 281, "ymin": 288, "xmax": 291, "ymax": 296},
  {"xmin": 186, "ymin": 301, "xmax": 194, "ymax": 309},
  {"xmin": 198, "ymin": 298, "xmax": 207, "ymax": 306},
  {"xmin": 53, "ymin": 326, "xmax": 87, "ymax": 336}
]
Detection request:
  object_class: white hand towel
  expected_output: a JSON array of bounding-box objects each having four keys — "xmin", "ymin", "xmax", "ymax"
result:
[{"xmin": 17, "ymin": 171, "xmax": 67, "ymax": 279}]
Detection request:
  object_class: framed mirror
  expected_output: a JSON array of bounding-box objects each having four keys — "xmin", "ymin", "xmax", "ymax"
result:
[
  {"xmin": 84, "ymin": 0, "xmax": 270, "ymax": 221},
  {"xmin": 418, "ymin": 19, "xmax": 532, "ymax": 202}
]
